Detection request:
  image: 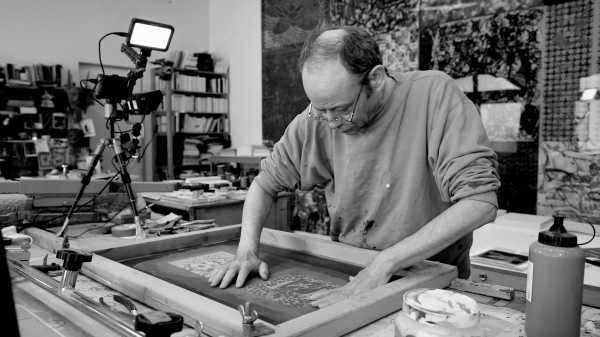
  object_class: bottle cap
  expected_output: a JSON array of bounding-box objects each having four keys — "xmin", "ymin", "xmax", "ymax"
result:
[{"xmin": 538, "ymin": 215, "xmax": 578, "ymax": 247}]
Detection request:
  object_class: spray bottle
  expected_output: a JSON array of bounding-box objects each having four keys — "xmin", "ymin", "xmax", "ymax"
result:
[{"xmin": 525, "ymin": 215, "xmax": 585, "ymax": 337}]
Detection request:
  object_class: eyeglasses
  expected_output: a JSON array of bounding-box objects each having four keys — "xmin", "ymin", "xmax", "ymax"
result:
[{"xmin": 307, "ymin": 84, "xmax": 363, "ymax": 123}]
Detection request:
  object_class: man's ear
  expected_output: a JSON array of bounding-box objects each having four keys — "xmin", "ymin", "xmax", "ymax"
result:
[{"xmin": 367, "ymin": 65, "xmax": 387, "ymax": 90}]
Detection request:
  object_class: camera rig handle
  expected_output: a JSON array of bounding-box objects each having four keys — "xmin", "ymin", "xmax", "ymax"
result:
[{"xmin": 121, "ymin": 43, "xmax": 152, "ymax": 100}]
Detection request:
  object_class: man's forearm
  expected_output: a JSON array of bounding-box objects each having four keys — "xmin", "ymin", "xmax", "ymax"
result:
[
  {"xmin": 238, "ymin": 181, "xmax": 276, "ymax": 252},
  {"xmin": 376, "ymin": 197, "xmax": 498, "ymax": 276}
]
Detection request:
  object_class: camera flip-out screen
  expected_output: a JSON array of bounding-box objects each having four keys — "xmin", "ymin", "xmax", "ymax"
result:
[{"xmin": 127, "ymin": 18, "xmax": 174, "ymax": 51}]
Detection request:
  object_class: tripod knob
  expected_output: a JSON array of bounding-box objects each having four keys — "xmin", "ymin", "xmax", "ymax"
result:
[
  {"xmin": 56, "ymin": 249, "xmax": 92, "ymax": 271},
  {"xmin": 134, "ymin": 311, "xmax": 183, "ymax": 337}
]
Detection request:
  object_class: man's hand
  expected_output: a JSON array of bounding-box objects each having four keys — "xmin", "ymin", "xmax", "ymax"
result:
[
  {"xmin": 208, "ymin": 248, "xmax": 269, "ymax": 288},
  {"xmin": 309, "ymin": 257, "xmax": 393, "ymax": 308}
]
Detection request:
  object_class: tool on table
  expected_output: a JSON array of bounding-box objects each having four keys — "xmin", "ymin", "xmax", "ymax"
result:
[
  {"xmin": 583, "ymin": 248, "xmax": 600, "ymax": 267},
  {"xmin": 31, "ymin": 253, "xmax": 62, "ymax": 275},
  {"xmin": 100, "ymin": 294, "xmax": 186, "ymax": 337},
  {"xmin": 584, "ymin": 247, "xmax": 600, "ymax": 259},
  {"xmin": 449, "ymin": 279, "xmax": 514, "ymax": 300},
  {"xmin": 395, "ymin": 288, "xmax": 521, "ymax": 337},
  {"xmin": 2, "ymin": 225, "xmax": 32, "ymax": 262},
  {"xmin": 146, "ymin": 213, "xmax": 216, "ymax": 235},
  {"xmin": 112, "ymin": 223, "xmax": 139, "ymax": 237},
  {"xmin": 56, "ymin": 248, "xmax": 93, "ymax": 291},
  {"xmin": 238, "ymin": 301, "xmax": 274, "ymax": 337}
]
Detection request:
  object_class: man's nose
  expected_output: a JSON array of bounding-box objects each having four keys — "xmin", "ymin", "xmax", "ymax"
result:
[{"xmin": 327, "ymin": 117, "xmax": 343, "ymax": 129}]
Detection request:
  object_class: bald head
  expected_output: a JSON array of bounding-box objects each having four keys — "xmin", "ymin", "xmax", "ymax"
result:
[
  {"xmin": 301, "ymin": 29, "xmax": 346, "ymax": 72},
  {"xmin": 298, "ymin": 26, "xmax": 382, "ymax": 77}
]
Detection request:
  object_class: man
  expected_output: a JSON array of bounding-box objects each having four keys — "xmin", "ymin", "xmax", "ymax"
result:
[{"xmin": 209, "ymin": 26, "xmax": 500, "ymax": 308}]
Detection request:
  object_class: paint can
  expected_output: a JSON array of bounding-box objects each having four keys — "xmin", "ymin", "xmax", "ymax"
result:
[
  {"xmin": 394, "ymin": 288, "xmax": 526, "ymax": 337},
  {"xmin": 111, "ymin": 224, "xmax": 137, "ymax": 237},
  {"xmin": 395, "ymin": 288, "xmax": 479, "ymax": 336}
]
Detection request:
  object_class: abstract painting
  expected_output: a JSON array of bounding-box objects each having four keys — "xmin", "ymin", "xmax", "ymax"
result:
[{"xmin": 537, "ymin": 141, "xmax": 600, "ymax": 224}]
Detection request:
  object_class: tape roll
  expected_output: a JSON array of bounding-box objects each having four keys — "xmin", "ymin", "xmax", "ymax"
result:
[{"xmin": 111, "ymin": 224, "xmax": 137, "ymax": 237}]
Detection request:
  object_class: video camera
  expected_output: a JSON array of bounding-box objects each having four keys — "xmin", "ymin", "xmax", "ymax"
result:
[{"xmin": 94, "ymin": 18, "xmax": 174, "ymax": 116}]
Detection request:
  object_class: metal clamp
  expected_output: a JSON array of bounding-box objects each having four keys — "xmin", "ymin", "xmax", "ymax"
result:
[{"xmin": 238, "ymin": 302, "xmax": 274, "ymax": 337}]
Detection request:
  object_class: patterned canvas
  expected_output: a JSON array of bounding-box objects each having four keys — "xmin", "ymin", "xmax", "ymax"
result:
[
  {"xmin": 426, "ymin": 9, "xmax": 543, "ymax": 104},
  {"xmin": 328, "ymin": 0, "xmax": 419, "ymax": 72},
  {"xmin": 130, "ymin": 243, "xmax": 358, "ymax": 324},
  {"xmin": 419, "ymin": 0, "xmax": 542, "ymax": 27},
  {"xmin": 537, "ymin": 141, "xmax": 600, "ymax": 223},
  {"xmin": 542, "ymin": 0, "xmax": 593, "ymax": 141},
  {"xmin": 262, "ymin": 0, "xmax": 328, "ymax": 143},
  {"xmin": 168, "ymin": 251, "xmax": 340, "ymax": 309}
]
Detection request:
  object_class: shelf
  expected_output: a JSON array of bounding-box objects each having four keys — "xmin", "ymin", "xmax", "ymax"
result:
[
  {"xmin": 158, "ymin": 132, "xmax": 229, "ymax": 137},
  {"xmin": 156, "ymin": 111, "xmax": 228, "ymax": 116},
  {"xmin": 173, "ymin": 68, "xmax": 227, "ymax": 77},
  {"xmin": 173, "ymin": 90, "xmax": 227, "ymax": 98},
  {"xmin": 208, "ymin": 155, "xmax": 266, "ymax": 165},
  {"xmin": 180, "ymin": 111, "xmax": 228, "ymax": 116},
  {"xmin": 179, "ymin": 132, "xmax": 228, "ymax": 136},
  {"xmin": 181, "ymin": 161, "xmax": 201, "ymax": 166},
  {"xmin": 152, "ymin": 66, "xmax": 230, "ymax": 180}
]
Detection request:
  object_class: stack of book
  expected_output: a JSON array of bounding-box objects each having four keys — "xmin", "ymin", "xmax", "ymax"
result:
[
  {"xmin": 170, "ymin": 95, "xmax": 228, "ymax": 113},
  {"xmin": 180, "ymin": 115, "xmax": 221, "ymax": 133},
  {"xmin": 1, "ymin": 63, "xmax": 63, "ymax": 86},
  {"xmin": 183, "ymin": 138, "xmax": 202, "ymax": 157},
  {"xmin": 171, "ymin": 94, "xmax": 195, "ymax": 112},
  {"xmin": 153, "ymin": 73, "xmax": 228, "ymax": 94}
]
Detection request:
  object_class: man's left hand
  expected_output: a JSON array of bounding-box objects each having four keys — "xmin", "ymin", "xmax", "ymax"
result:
[{"xmin": 309, "ymin": 258, "xmax": 394, "ymax": 308}]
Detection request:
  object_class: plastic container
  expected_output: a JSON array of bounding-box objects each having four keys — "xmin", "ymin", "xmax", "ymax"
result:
[{"xmin": 525, "ymin": 215, "xmax": 585, "ymax": 337}]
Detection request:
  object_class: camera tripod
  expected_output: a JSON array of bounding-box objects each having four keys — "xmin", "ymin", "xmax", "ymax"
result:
[{"xmin": 57, "ymin": 107, "xmax": 144, "ymax": 241}]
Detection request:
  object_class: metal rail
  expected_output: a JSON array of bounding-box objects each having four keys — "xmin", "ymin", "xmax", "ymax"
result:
[{"xmin": 9, "ymin": 258, "xmax": 144, "ymax": 337}]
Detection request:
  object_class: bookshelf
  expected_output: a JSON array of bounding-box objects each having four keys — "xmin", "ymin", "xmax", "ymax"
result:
[
  {"xmin": 0, "ymin": 63, "xmax": 75, "ymax": 178},
  {"xmin": 150, "ymin": 67, "xmax": 230, "ymax": 180}
]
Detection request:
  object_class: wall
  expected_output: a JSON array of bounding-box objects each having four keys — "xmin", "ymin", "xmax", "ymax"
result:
[
  {"xmin": 0, "ymin": 0, "xmax": 209, "ymax": 80},
  {"xmin": 0, "ymin": 0, "xmax": 210, "ymax": 178},
  {"xmin": 3, "ymin": 1, "xmax": 264, "ymax": 174},
  {"xmin": 208, "ymin": 0, "xmax": 262, "ymax": 149}
]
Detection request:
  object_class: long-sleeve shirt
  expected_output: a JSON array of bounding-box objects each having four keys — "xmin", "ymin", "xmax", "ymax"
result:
[{"xmin": 254, "ymin": 70, "xmax": 500, "ymax": 275}]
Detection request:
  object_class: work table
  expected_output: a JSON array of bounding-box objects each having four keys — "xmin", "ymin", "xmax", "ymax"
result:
[{"xmin": 12, "ymin": 213, "xmax": 600, "ymax": 337}]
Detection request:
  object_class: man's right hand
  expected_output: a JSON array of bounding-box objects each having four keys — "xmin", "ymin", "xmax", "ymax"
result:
[{"xmin": 208, "ymin": 248, "xmax": 270, "ymax": 288}]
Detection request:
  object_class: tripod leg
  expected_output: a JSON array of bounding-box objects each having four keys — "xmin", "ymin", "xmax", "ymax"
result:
[
  {"xmin": 111, "ymin": 138, "xmax": 145, "ymax": 239},
  {"xmin": 57, "ymin": 139, "xmax": 108, "ymax": 238}
]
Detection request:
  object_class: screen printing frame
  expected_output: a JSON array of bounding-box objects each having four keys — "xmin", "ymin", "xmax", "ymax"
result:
[{"xmin": 78, "ymin": 225, "xmax": 456, "ymax": 337}]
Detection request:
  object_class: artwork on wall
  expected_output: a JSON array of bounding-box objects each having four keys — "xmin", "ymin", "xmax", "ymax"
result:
[
  {"xmin": 542, "ymin": 0, "xmax": 593, "ymax": 141},
  {"xmin": 480, "ymin": 103, "xmax": 524, "ymax": 141},
  {"xmin": 535, "ymin": 0, "xmax": 599, "ymax": 218},
  {"xmin": 262, "ymin": 0, "xmax": 328, "ymax": 143},
  {"xmin": 329, "ymin": 0, "xmax": 419, "ymax": 72},
  {"xmin": 424, "ymin": 8, "xmax": 543, "ymax": 214},
  {"xmin": 538, "ymin": 141, "xmax": 600, "ymax": 223},
  {"xmin": 425, "ymin": 8, "xmax": 543, "ymax": 105},
  {"xmin": 418, "ymin": 0, "xmax": 542, "ymax": 27}
]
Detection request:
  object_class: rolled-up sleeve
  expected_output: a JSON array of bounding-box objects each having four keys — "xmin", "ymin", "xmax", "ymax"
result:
[
  {"xmin": 254, "ymin": 116, "xmax": 304, "ymax": 196},
  {"xmin": 427, "ymin": 75, "xmax": 501, "ymax": 207}
]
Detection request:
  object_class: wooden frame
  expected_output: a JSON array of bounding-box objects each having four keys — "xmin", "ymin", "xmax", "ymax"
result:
[{"xmin": 69, "ymin": 225, "xmax": 456, "ymax": 337}]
